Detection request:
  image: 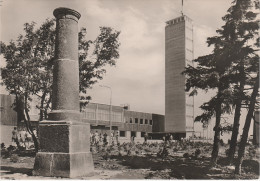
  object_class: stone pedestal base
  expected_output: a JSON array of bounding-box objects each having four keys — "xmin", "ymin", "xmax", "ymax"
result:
[
  {"xmin": 33, "ymin": 120, "xmax": 94, "ymax": 178},
  {"xmin": 33, "ymin": 152, "xmax": 94, "ymax": 178}
]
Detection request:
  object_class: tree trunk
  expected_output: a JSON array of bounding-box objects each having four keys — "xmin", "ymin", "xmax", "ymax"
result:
[
  {"xmin": 235, "ymin": 73, "xmax": 259, "ymax": 174},
  {"xmin": 211, "ymin": 100, "xmax": 222, "ymax": 165},
  {"xmin": 252, "ymin": 115, "xmax": 257, "ymax": 145},
  {"xmin": 228, "ymin": 101, "xmax": 242, "ymax": 164},
  {"xmin": 24, "ymin": 106, "xmax": 39, "ymax": 152},
  {"xmin": 24, "ymin": 93, "xmax": 39, "ymax": 152},
  {"xmin": 211, "ymin": 85, "xmax": 223, "ymax": 165},
  {"xmin": 14, "ymin": 94, "xmax": 38, "ymax": 151},
  {"xmin": 228, "ymin": 75, "xmax": 245, "ymax": 164},
  {"xmin": 15, "ymin": 94, "xmax": 26, "ymax": 124}
]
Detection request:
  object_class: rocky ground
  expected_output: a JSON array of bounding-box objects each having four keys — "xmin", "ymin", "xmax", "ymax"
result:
[{"xmin": 0, "ymin": 141, "xmax": 259, "ymax": 179}]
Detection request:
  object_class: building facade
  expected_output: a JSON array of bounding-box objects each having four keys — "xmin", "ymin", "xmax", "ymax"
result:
[
  {"xmin": 165, "ymin": 15, "xmax": 194, "ymax": 138},
  {"xmin": 0, "ymin": 94, "xmax": 17, "ymax": 145},
  {"xmin": 0, "ymin": 93, "xmax": 164, "ymax": 145},
  {"xmin": 81, "ymin": 102, "xmax": 162, "ymax": 142}
]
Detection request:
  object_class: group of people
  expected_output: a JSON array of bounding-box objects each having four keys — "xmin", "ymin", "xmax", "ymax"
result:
[
  {"xmin": 131, "ymin": 133, "xmax": 149, "ymax": 144},
  {"xmin": 162, "ymin": 133, "xmax": 173, "ymax": 143},
  {"xmin": 11, "ymin": 127, "xmax": 36, "ymax": 149},
  {"xmin": 90, "ymin": 132, "xmax": 150, "ymax": 145},
  {"xmin": 90, "ymin": 130, "xmax": 119, "ymax": 146}
]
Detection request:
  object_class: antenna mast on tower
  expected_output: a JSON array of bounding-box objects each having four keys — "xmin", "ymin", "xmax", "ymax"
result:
[{"xmin": 181, "ymin": 0, "xmax": 184, "ymax": 16}]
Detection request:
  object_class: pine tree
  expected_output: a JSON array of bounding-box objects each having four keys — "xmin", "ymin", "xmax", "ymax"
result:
[
  {"xmin": 184, "ymin": 53, "xmax": 233, "ymax": 165},
  {"xmin": 221, "ymin": 0, "xmax": 259, "ymax": 164},
  {"xmin": 183, "ymin": 0, "xmax": 258, "ymax": 165},
  {"xmin": 235, "ymin": 72, "xmax": 259, "ymax": 174}
]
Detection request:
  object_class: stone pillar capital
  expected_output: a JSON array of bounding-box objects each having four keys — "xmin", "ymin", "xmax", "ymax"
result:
[{"xmin": 53, "ymin": 7, "xmax": 81, "ymax": 21}]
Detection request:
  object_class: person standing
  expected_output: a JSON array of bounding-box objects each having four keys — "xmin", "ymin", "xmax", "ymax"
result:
[
  {"xmin": 115, "ymin": 131, "xmax": 119, "ymax": 144},
  {"xmin": 162, "ymin": 136, "xmax": 166, "ymax": 143},
  {"xmin": 103, "ymin": 132, "xmax": 108, "ymax": 145},
  {"xmin": 92, "ymin": 132, "xmax": 95, "ymax": 145},
  {"xmin": 11, "ymin": 127, "xmax": 18, "ymax": 146},
  {"xmin": 169, "ymin": 134, "xmax": 173, "ymax": 142},
  {"xmin": 165, "ymin": 134, "xmax": 170, "ymax": 144},
  {"xmin": 94, "ymin": 131, "xmax": 99, "ymax": 145},
  {"xmin": 99, "ymin": 133, "xmax": 103, "ymax": 145},
  {"xmin": 131, "ymin": 135, "xmax": 135, "ymax": 143},
  {"xmin": 90, "ymin": 132, "xmax": 93, "ymax": 145},
  {"xmin": 110, "ymin": 132, "xmax": 114, "ymax": 144},
  {"xmin": 24, "ymin": 131, "xmax": 30, "ymax": 149},
  {"xmin": 144, "ymin": 133, "xmax": 148, "ymax": 144},
  {"xmin": 19, "ymin": 133, "xmax": 24, "ymax": 147}
]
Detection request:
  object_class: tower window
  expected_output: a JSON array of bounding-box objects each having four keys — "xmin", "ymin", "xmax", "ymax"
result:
[
  {"xmin": 140, "ymin": 119, "xmax": 143, "ymax": 124},
  {"xmin": 135, "ymin": 118, "xmax": 138, "ymax": 124}
]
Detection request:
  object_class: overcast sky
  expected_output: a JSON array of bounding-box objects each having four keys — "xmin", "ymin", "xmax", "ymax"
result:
[
  {"xmin": 2, "ymin": 0, "xmax": 254, "ymax": 139},
  {"xmin": 1, "ymin": 0, "xmax": 233, "ymax": 113}
]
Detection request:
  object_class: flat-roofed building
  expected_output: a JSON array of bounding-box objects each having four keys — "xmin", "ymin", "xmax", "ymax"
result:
[{"xmin": 81, "ymin": 102, "xmax": 156, "ymax": 142}]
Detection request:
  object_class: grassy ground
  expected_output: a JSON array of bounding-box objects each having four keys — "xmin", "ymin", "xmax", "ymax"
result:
[{"xmin": 0, "ymin": 142, "xmax": 259, "ymax": 179}]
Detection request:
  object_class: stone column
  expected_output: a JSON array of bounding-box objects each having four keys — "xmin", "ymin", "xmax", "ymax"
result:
[{"xmin": 33, "ymin": 7, "xmax": 94, "ymax": 178}]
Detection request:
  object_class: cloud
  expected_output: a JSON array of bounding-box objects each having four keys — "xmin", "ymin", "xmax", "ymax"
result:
[
  {"xmin": 88, "ymin": 45, "xmax": 165, "ymax": 114},
  {"xmin": 82, "ymin": 0, "xmax": 165, "ymax": 114},
  {"xmin": 85, "ymin": 0, "xmax": 160, "ymax": 51}
]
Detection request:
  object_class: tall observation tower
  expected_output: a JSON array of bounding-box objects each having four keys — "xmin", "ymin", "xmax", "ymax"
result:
[{"xmin": 165, "ymin": 15, "xmax": 195, "ymax": 139}]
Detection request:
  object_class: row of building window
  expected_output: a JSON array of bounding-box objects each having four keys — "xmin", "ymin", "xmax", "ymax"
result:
[
  {"xmin": 128, "ymin": 118, "xmax": 153, "ymax": 125},
  {"xmin": 119, "ymin": 131, "xmax": 147, "ymax": 138}
]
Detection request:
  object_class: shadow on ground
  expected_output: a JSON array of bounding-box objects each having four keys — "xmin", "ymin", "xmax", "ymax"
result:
[
  {"xmin": 217, "ymin": 157, "xmax": 259, "ymax": 175},
  {"xmin": 109, "ymin": 155, "xmax": 259, "ymax": 179},
  {"xmin": 0, "ymin": 166, "xmax": 33, "ymax": 176},
  {"xmin": 110, "ymin": 155, "xmax": 212, "ymax": 179},
  {"xmin": 242, "ymin": 159, "xmax": 259, "ymax": 174}
]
